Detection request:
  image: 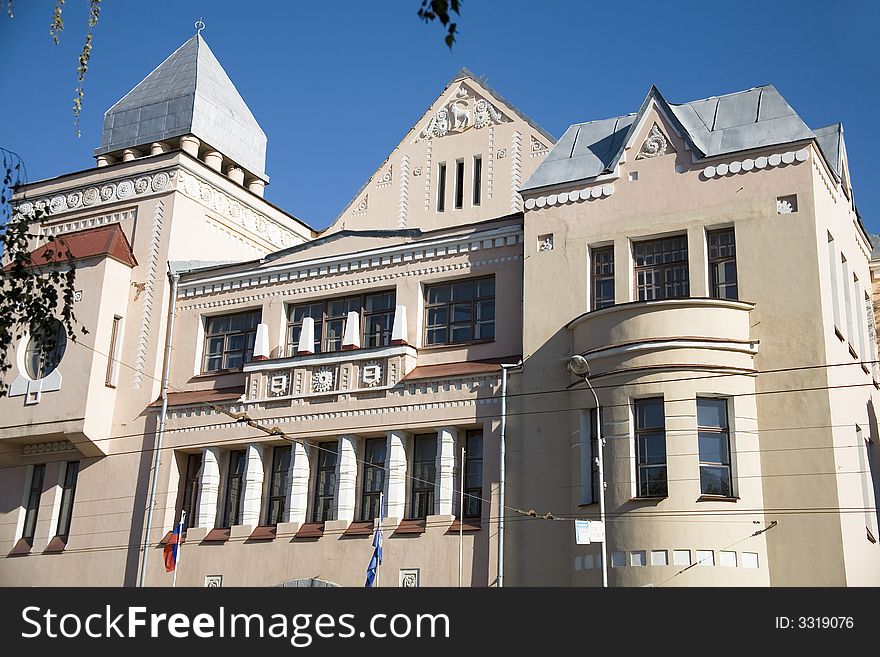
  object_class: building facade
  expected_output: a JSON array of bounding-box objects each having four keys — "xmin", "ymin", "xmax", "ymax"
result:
[
  {"xmin": 2, "ymin": 35, "xmax": 879, "ymax": 587},
  {"xmin": 0, "ymin": 34, "xmax": 552, "ymax": 587},
  {"xmin": 510, "ymin": 85, "xmax": 880, "ymax": 586}
]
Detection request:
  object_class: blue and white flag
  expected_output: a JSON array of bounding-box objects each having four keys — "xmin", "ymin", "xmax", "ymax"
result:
[{"xmin": 364, "ymin": 493, "xmax": 384, "ymax": 588}]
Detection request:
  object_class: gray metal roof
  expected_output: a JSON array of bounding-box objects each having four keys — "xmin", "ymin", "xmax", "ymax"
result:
[
  {"xmin": 813, "ymin": 123, "xmax": 843, "ymax": 179},
  {"xmin": 94, "ymin": 35, "xmax": 268, "ymax": 180},
  {"xmin": 523, "ymin": 85, "xmax": 826, "ymax": 192}
]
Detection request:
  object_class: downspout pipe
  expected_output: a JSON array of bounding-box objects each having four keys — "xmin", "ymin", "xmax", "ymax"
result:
[
  {"xmin": 498, "ymin": 360, "xmax": 522, "ymax": 588},
  {"xmin": 138, "ymin": 266, "xmax": 180, "ymax": 587}
]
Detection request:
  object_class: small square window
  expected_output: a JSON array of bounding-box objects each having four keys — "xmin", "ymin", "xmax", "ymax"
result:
[
  {"xmin": 742, "ymin": 552, "xmax": 759, "ymax": 569},
  {"xmin": 611, "ymin": 551, "xmax": 626, "ymax": 567},
  {"xmin": 574, "ymin": 556, "xmax": 582, "ymax": 571},
  {"xmin": 696, "ymin": 550, "xmax": 715, "ymax": 566},
  {"xmin": 583, "ymin": 554, "xmax": 594, "ymax": 570},
  {"xmin": 673, "ymin": 549, "xmax": 691, "ymax": 566},
  {"xmin": 630, "ymin": 550, "xmax": 646, "ymax": 566},
  {"xmin": 719, "ymin": 550, "xmax": 737, "ymax": 567},
  {"xmin": 776, "ymin": 194, "xmax": 798, "ymax": 214},
  {"xmin": 628, "ymin": 171, "xmax": 639, "ymax": 181},
  {"xmin": 650, "ymin": 550, "xmax": 668, "ymax": 566}
]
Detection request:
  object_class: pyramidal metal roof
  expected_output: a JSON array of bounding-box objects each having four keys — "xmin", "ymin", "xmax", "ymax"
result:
[{"xmin": 94, "ymin": 34, "xmax": 268, "ymax": 180}]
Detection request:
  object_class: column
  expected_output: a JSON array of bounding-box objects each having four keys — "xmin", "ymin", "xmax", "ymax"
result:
[
  {"xmin": 285, "ymin": 441, "xmax": 310, "ymax": 524},
  {"xmin": 203, "ymin": 150, "xmax": 223, "ymax": 172},
  {"xmin": 391, "ymin": 305, "xmax": 408, "ymax": 345},
  {"xmin": 240, "ymin": 444, "xmax": 265, "ymax": 526},
  {"xmin": 385, "ymin": 430, "xmax": 408, "ymax": 519},
  {"xmin": 335, "ymin": 435, "xmax": 358, "ymax": 522},
  {"xmin": 435, "ymin": 427, "xmax": 458, "ymax": 515},
  {"xmin": 195, "ymin": 447, "xmax": 221, "ymax": 528}
]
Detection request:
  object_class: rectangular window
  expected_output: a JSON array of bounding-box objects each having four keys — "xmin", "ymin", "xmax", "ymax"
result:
[
  {"xmin": 437, "ymin": 163, "xmax": 447, "ymax": 212},
  {"xmin": 866, "ymin": 292, "xmax": 879, "ymax": 379},
  {"xmin": 265, "ymin": 446, "xmax": 292, "ymax": 525},
  {"xmin": 828, "ymin": 235, "xmax": 842, "ymax": 331},
  {"xmin": 855, "ymin": 276, "xmax": 867, "ymax": 360},
  {"xmin": 361, "ymin": 438, "xmax": 387, "ymax": 521},
  {"xmin": 591, "ymin": 246, "xmax": 615, "ymax": 310},
  {"xmin": 21, "ymin": 464, "xmax": 45, "ymax": 541},
  {"xmin": 865, "ymin": 431, "xmax": 880, "ymax": 537},
  {"xmin": 181, "ymin": 453, "xmax": 202, "ymax": 529},
  {"xmin": 55, "ymin": 461, "xmax": 80, "ymax": 537},
  {"xmin": 589, "ymin": 408, "xmax": 601, "ymax": 503},
  {"xmin": 472, "ymin": 156, "xmax": 482, "ymax": 206},
  {"xmin": 287, "ymin": 292, "xmax": 396, "ymax": 356},
  {"xmin": 105, "ymin": 316, "xmax": 122, "ymax": 387},
  {"xmin": 697, "ymin": 398, "xmax": 733, "ymax": 497},
  {"xmin": 363, "ymin": 291, "xmax": 396, "ymax": 348},
  {"xmin": 635, "ymin": 398, "xmax": 667, "ymax": 497},
  {"xmin": 708, "ymin": 228, "xmax": 737, "ymax": 300},
  {"xmin": 454, "ymin": 160, "xmax": 464, "ymax": 210},
  {"xmin": 464, "ymin": 430, "xmax": 483, "ymax": 518},
  {"xmin": 424, "ymin": 276, "xmax": 495, "ymax": 346},
  {"xmin": 842, "ymin": 256, "xmax": 855, "ymax": 348},
  {"xmin": 203, "ymin": 310, "xmax": 261, "ymax": 372},
  {"xmin": 312, "ymin": 442, "xmax": 339, "ymax": 522},
  {"xmin": 633, "ymin": 235, "xmax": 689, "ymax": 301},
  {"xmin": 221, "ymin": 450, "xmax": 246, "ymax": 528},
  {"xmin": 410, "ymin": 434, "xmax": 437, "ymax": 519}
]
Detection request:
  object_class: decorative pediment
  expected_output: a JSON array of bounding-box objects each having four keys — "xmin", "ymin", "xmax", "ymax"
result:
[
  {"xmin": 415, "ymin": 83, "xmax": 509, "ymax": 142},
  {"xmin": 636, "ymin": 124, "xmax": 674, "ymax": 159}
]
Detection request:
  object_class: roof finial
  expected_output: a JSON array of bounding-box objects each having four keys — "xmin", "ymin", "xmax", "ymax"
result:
[{"xmin": 195, "ymin": 18, "xmax": 205, "ymax": 35}]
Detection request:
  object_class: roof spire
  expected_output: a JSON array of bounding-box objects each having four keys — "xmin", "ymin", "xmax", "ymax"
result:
[{"xmin": 195, "ymin": 18, "xmax": 205, "ymax": 35}]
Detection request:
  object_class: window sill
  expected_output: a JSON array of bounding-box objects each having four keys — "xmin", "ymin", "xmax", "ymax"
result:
[
  {"xmin": 248, "ymin": 525, "xmax": 278, "ymax": 541},
  {"xmin": 849, "ymin": 343, "xmax": 859, "ymax": 360},
  {"xmin": 8, "ymin": 537, "xmax": 32, "ymax": 556},
  {"xmin": 394, "ymin": 519, "xmax": 427, "ymax": 535},
  {"xmin": 628, "ymin": 496, "xmax": 667, "ymax": 503},
  {"xmin": 43, "ymin": 535, "xmax": 68, "ymax": 553},
  {"xmin": 293, "ymin": 522, "xmax": 324, "ymax": 539},
  {"xmin": 696, "ymin": 495, "xmax": 740, "ymax": 503},
  {"xmin": 419, "ymin": 339, "xmax": 495, "ymax": 351},
  {"xmin": 203, "ymin": 528, "xmax": 231, "ymax": 542},
  {"xmin": 447, "ymin": 518, "xmax": 482, "ymax": 533},
  {"xmin": 190, "ymin": 369, "xmax": 244, "ymax": 380},
  {"xmin": 834, "ymin": 326, "xmax": 845, "ymax": 342},
  {"xmin": 862, "ymin": 362, "xmax": 870, "ymax": 375},
  {"xmin": 342, "ymin": 521, "xmax": 374, "ymax": 537}
]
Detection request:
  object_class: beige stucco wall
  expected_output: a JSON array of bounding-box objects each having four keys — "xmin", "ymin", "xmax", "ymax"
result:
[{"xmin": 510, "ymin": 102, "xmax": 880, "ymax": 586}]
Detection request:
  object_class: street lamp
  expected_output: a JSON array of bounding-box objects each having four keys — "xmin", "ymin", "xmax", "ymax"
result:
[{"xmin": 568, "ymin": 355, "xmax": 609, "ymax": 588}]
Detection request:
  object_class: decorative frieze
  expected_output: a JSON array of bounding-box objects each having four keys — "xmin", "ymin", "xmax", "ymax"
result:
[
  {"xmin": 177, "ymin": 226, "xmax": 523, "ymax": 301},
  {"xmin": 133, "ymin": 199, "xmax": 164, "ymax": 389},
  {"xmin": 701, "ymin": 148, "xmax": 808, "ymax": 180},
  {"xmin": 176, "ymin": 169, "xmax": 302, "ymax": 249},
  {"xmin": 41, "ymin": 208, "xmax": 137, "ymax": 236},
  {"xmin": 16, "ymin": 169, "xmax": 175, "ymax": 218},
  {"xmin": 22, "ymin": 440, "xmax": 76, "ymax": 456},
  {"xmin": 398, "ymin": 156, "xmax": 409, "ymax": 229},
  {"xmin": 179, "ymin": 254, "xmax": 521, "ymax": 310},
  {"xmin": 510, "ymin": 130, "xmax": 522, "ymax": 213},
  {"xmin": 524, "ymin": 184, "xmax": 615, "ymax": 211},
  {"xmin": 530, "ymin": 134, "xmax": 549, "ymax": 157}
]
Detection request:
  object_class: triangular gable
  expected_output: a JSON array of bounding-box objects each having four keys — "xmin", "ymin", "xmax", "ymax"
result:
[{"xmin": 324, "ymin": 69, "xmax": 555, "ymax": 234}]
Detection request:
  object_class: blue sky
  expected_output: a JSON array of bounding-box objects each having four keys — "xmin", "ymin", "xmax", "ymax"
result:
[{"xmin": 1, "ymin": 0, "xmax": 878, "ymax": 231}]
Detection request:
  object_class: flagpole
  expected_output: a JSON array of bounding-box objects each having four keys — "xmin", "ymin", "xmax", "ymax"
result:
[
  {"xmin": 376, "ymin": 492, "xmax": 383, "ymax": 588},
  {"xmin": 172, "ymin": 510, "xmax": 186, "ymax": 588},
  {"xmin": 459, "ymin": 446, "xmax": 465, "ymax": 588}
]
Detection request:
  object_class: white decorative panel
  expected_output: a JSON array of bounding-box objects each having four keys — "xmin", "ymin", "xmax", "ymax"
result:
[{"xmin": 399, "ymin": 569, "xmax": 420, "ymax": 587}]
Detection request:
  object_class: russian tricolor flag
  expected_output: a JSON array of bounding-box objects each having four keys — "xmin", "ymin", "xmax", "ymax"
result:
[{"xmin": 164, "ymin": 524, "xmax": 181, "ymax": 573}]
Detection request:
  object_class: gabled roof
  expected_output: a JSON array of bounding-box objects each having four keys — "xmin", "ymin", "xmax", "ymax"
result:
[
  {"xmin": 94, "ymin": 34, "xmax": 268, "ymax": 180},
  {"xmin": 813, "ymin": 123, "xmax": 844, "ymax": 179},
  {"xmin": 17, "ymin": 224, "xmax": 137, "ymax": 268},
  {"xmin": 522, "ymin": 84, "xmax": 822, "ymax": 192}
]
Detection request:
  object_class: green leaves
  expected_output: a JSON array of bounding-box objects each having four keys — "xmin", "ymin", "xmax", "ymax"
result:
[
  {"xmin": 417, "ymin": 0, "xmax": 462, "ymax": 49},
  {"xmin": 0, "ymin": 148, "xmax": 83, "ymax": 397}
]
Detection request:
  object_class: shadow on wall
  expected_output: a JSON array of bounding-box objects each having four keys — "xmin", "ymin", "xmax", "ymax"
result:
[{"xmin": 122, "ymin": 411, "xmax": 160, "ymax": 587}]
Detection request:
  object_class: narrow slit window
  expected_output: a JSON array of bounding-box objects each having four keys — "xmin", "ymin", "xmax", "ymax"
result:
[
  {"xmin": 22, "ymin": 464, "xmax": 46, "ymax": 542},
  {"xmin": 55, "ymin": 461, "xmax": 80, "ymax": 537},
  {"xmin": 437, "ymin": 163, "xmax": 447, "ymax": 212},
  {"xmin": 454, "ymin": 160, "xmax": 464, "ymax": 210},
  {"xmin": 472, "ymin": 156, "xmax": 482, "ymax": 206},
  {"xmin": 105, "ymin": 316, "xmax": 122, "ymax": 387}
]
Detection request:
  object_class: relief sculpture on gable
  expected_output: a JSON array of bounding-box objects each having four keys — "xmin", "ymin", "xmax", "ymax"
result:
[{"xmin": 416, "ymin": 83, "xmax": 508, "ymax": 142}]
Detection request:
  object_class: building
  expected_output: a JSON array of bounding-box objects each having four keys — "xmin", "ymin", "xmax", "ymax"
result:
[
  {"xmin": 3, "ymin": 33, "xmax": 879, "ymax": 588},
  {"xmin": 509, "ymin": 85, "xmax": 880, "ymax": 585},
  {"xmin": 0, "ymin": 34, "xmax": 552, "ymax": 586}
]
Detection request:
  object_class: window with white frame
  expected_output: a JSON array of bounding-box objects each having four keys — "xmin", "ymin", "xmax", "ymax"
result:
[
  {"xmin": 635, "ymin": 398, "xmax": 667, "ymax": 497},
  {"xmin": 697, "ymin": 398, "xmax": 733, "ymax": 497}
]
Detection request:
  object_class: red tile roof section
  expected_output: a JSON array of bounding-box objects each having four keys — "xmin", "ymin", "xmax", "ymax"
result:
[
  {"xmin": 401, "ymin": 361, "xmax": 504, "ymax": 381},
  {"xmin": 148, "ymin": 386, "xmax": 245, "ymax": 408},
  {"xmin": 22, "ymin": 224, "xmax": 137, "ymax": 268}
]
